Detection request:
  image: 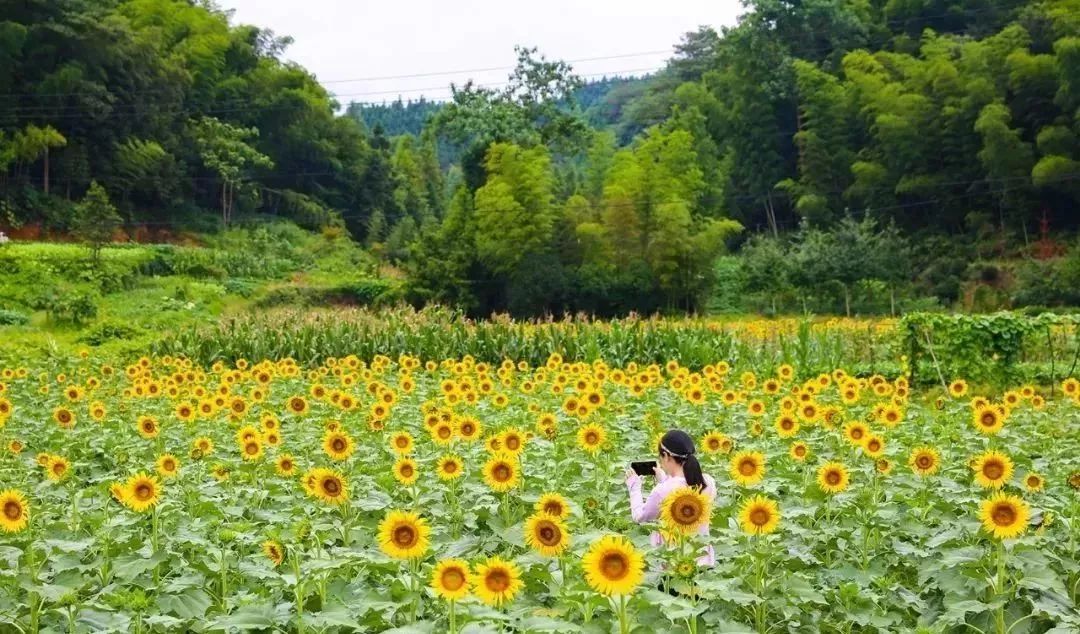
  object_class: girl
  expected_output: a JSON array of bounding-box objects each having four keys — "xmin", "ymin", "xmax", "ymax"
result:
[{"xmin": 624, "ymin": 429, "xmax": 717, "ymax": 565}]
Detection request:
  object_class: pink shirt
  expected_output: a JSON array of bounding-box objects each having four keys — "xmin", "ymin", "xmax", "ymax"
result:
[{"xmin": 626, "ymin": 471, "xmax": 717, "ymax": 566}]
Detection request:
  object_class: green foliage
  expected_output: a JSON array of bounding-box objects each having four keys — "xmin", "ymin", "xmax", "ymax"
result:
[
  {"xmin": 71, "ymin": 181, "xmax": 121, "ymax": 262},
  {"xmin": 0, "ymin": 308, "xmax": 28, "ymax": 326}
]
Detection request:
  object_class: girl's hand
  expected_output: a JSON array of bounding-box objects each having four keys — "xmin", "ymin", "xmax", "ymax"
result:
[
  {"xmin": 654, "ymin": 465, "xmax": 667, "ymax": 482},
  {"xmin": 624, "ymin": 468, "xmax": 640, "ymax": 488}
]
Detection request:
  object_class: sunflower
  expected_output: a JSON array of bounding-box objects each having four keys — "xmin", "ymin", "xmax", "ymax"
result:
[
  {"xmin": 193, "ymin": 437, "xmax": 214, "ymax": 456},
  {"xmin": 774, "ymin": 414, "xmax": 799, "ymax": 438},
  {"xmin": 155, "ymin": 454, "xmax": 180, "ymax": 479},
  {"xmin": 739, "ymin": 495, "xmax": 780, "ymax": 535},
  {"xmin": 431, "ymin": 558, "xmax": 471, "ymax": 601},
  {"xmin": 701, "ymin": 431, "xmax": 727, "ymax": 454},
  {"xmin": 817, "ymin": 462, "xmax": 850, "ymax": 494},
  {"xmin": 123, "ymin": 472, "xmax": 162, "ymax": 512},
  {"xmin": 862, "ymin": 435, "xmax": 885, "ymax": 458},
  {"xmin": 879, "ymin": 404, "xmax": 903, "ymax": 427},
  {"xmin": 393, "ymin": 458, "xmax": 419, "ymax": 485},
  {"xmin": 842, "ymin": 421, "xmax": 868, "ymax": 446},
  {"xmin": 389, "ymin": 431, "xmax": 414, "ymax": 455},
  {"xmin": 581, "ymin": 535, "xmax": 645, "ymax": 596},
  {"xmin": 535, "ymin": 492, "xmax": 571, "ymax": 519},
  {"xmin": 482, "ymin": 454, "xmax": 519, "ymax": 492},
  {"xmin": 431, "ymin": 421, "xmax": 456, "ymax": 446},
  {"xmin": 1072, "ymin": 473, "xmax": 1080, "ymax": 490},
  {"xmin": 971, "ymin": 451, "xmax": 1013, "ymax": 489},
  {"xmin": 378, "ymin": 510, "xmax": 431, "ymax": 560},
  {"xmin": 524, "ymin": 512, "xmax": 570, "ymax": 557},
  {"xmin": 275, "ymin": 454, "xmax": 297, "ymax": 476},
  {"xmin": 660, "ymin": 486, "xmax": 712, "ymax": 535},
  {"xmin": 286, "ymin": 396, "xmax": 309, "ymax": 415},
  {"xmin": 909, "ymin": 446, "xmax": 940, "ymax": 477},
  {"xmin": 309, "ymin": 468, "xmax": 349, "ymax": 505},
  {"xmin": 0, "ymin": 490, "xmax": 29, "ymax": 533},
  {"xmin": 979, "ymin": 493, "xmax": 1029, "ymax": 540},
  {"xmin": 789, "ymin": 442, "xmax": 809, "ymax": 461},
  {"xmin": 948, "ymin": 379, "xmax": 968, "ymax": 398},
  {"xmin": 7, "ymin": 439, "xmax": 22, "ymax": 455},
  {"xmin": 1023, "ymin": 472, "xmax": 1044, "ymax": 492},
  {"xmin": 500, "ymin": 427, "xmax": 526, "ymax": 454},
  {"xmin": 729, "ymin": 451, "xmax": 766, "ymax": 486},
  {"xmin": 212, "ymin": 464, "xmax": 230, "ymax": 481},
  {"xmin": 472, "ymin": 556, "xmax": 523, "ymax": 606},
  {"xmin": 136, "ymin": 415, "xmax": 160, "ymax": 439},
  {"xmin": 436, "ymin": 455, "xmax": 464, "ymax": 481},
  {"xmin": 576, "ymin": 424, "xmax": 606, "ymax": 454},
  {"xmin": 53, "ymin": 407, "xmax": 75, "ymax": 429},
  {"xmin": 322, "ymin": 431, "xmax": 354, "ymax": 461},
  {"xmin": 972, "ymin": 405, "xmax": 1004, "ymax": 435},
  {"xmin": 875, "ymin": 459, "xmax": 893, "ymax": 474},
  {"xmin": 262, "ymin": 540, "xmax": 284, "ymax": 566},
  {"xmin": 240, "ymin": 439, "xmax": 263, "ymax": 461},
  {"xmin": 46, "ymin": 455, "xmax": 70, "ymax": 482},
  {"xmin": 457, "ymin": 417, "xmax": 481, "ymax": 441}
]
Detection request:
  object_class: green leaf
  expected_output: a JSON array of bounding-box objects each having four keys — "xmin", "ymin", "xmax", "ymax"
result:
[
  {"xmin": 158, "ymin": 588, "xmax": 212, "ymax": 620},
  {"xmin": 205, "ymin": 602, "xmax": 280, "ymax": 631}
]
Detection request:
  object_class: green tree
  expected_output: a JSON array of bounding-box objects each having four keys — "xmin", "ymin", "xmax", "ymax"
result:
[
  {"xmin": 190, "ymin": 116, "xmax": 274, "ymax": 226},
  {"xmin": 72, "ymin": 181, "xmax": 121, "ymax": 264}
]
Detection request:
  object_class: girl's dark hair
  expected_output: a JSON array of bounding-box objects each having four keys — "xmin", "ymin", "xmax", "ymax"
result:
[{"xmin": 659, "ymin": 429, "xmax": 706, "ymax": 490}]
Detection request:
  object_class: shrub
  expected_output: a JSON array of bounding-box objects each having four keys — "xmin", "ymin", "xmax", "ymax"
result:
[
  {"xmin": 79, "ymin": 320, "xmax": 143, "ymax": 346},
  {"xmin": 0, "ymin": 309, "xmax": 29, "ymax": 325}
]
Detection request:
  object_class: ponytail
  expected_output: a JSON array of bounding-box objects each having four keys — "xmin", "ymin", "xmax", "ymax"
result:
[
  {"xmin": 659, "ymin": 429, "xmax": 706, "ymax": 491},
  {"xmin": 681, "ymin": 453, "xmax": 706, "ymax": 491}
]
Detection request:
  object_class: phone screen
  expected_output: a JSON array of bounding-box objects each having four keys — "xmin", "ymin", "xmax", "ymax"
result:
[{"xmin": 630, "ymin": 460, "xmax": 656, "ymax": 476}]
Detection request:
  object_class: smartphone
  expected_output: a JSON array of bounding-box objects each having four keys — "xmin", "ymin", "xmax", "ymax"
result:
[{"xmin": 630, "ymin": 460, "xmax": 657, "ymax": 477}]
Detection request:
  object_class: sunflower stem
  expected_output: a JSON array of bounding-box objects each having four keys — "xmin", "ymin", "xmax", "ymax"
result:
[
  {"xmin": 449, "ymin": 599, "xmax": 457, "ymax": 634},
  {"xmin": 994, "ymin": 540, "xmax": 1007, "ymax": 634}
]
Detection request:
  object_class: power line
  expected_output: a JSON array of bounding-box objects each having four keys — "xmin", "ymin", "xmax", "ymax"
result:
[{"xmin": 0, "ymin": 67, "xmax": 663, "ymax": 120}]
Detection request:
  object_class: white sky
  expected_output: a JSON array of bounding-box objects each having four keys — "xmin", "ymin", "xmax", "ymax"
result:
[{"xmin": 222, "ymin": 0, "xmax": 743, "ymax": 105}]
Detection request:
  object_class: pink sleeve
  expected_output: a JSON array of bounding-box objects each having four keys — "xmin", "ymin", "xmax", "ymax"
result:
[{"xmin": 629, "ymin": 478, "xmax": 674, "ymax": 523}]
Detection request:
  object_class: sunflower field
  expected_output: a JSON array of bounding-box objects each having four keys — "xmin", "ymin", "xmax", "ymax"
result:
[{"xmin": 0, "ymin": 351, "xmax": 1078, "ymax": 633}]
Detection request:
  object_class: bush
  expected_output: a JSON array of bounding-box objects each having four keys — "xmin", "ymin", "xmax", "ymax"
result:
[
  {"xmin": 0, "ymin": 309, "xmax": 29, "ymax": 325},
  {"xmin": 79, "ymin": 319, "xmax": 143, "ymax": 345}
]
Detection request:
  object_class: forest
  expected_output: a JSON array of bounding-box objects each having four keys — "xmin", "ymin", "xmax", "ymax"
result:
[{"xmin": 2, "ymin": 0, "xmax": 1080, "ymax": 316}]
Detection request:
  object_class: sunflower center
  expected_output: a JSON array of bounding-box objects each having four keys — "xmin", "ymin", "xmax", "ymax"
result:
[
  {"xmin": 52, "ymin": 463, "xmax": 65, "ymax": 476},
  {"xmin": 708, "ymin": 439, "xmax": 720, "ymax": 450},
  {"xmin": 400, "ymin": 464, "xmax": 414, "ymax": 477},
  {"xmin": 493, "ymin": 464, "xmax": 511, "ymax": 482},
  {"xmin": 585, "ymin": 432, "xmax": 598, "ymax": 444},
  {"xmin": 537, "ymin": 522, "xmax": 561, "ymax": 545},
  {"xmin": 163, "ymin": 459, "xmax": 175, "ymax": 471},
  {"xmin": 981, "ymin": 413, "xmax": 996, "ymax": 427},
  {"xmin": 505, "ymin": 436, "xmax": 520, "ymax": 449},
  {"xmin": 441, "ymin": 568, "xmax": 466, "ymax": 591},
  {"xmin": 794, "ymin": 446, "xmax": 806, "ymax": 457},
  {"xmin": 134, "ymin": 483, "xmax": 153, "ymax": 500},
  {"xmin": 322, "ymin": 478, "xmax": 341, "ymax": 495},
  {"xmin": 461, "ymin": 423, "xmax": 475, "ymax": 435},
  {"xmin": 675, "ymin": 500, "xmax": 701, "ymax": 523},
  {"xmin": 392, "ymin": 525, "xmax": 417, "ymax": 547},
  {"xmin": 983, "ymin": 461, "xmax": 1004, "ymax": 480},
  {"xmin": 3, "ymin": 501, "xmax": 21, "ymax": 520},
  {"xmin": 395, "ymin": 437, "xmax": 408, "ymax": 448},
  {"xmin": 851, "ymin": 429, "xmax": 864, "ymax": 439},
  {"xmin": 245, "ymin": 443, "xmax": 259, "ymax": 455},
  {"xmin": 825, "ymin": 471, "xmax": 841, "ymax": 485},
  {"xmin": 438, "ymin": 427, "xmax": 452, "ymax": 439},
  {"xmin": 1027, "ymin": 476, "xmax": 1039, "ymax": 487},
  {"xmin": 485, "ymin": 569, "xmax": 510, "ymax": 592},
  {"xmin": 992, "ymin": 503, "xmax": 1017, "ymax": 526},
  {"xmin": 332, "ymin": 438, "xmax": 346, "ymax": 451},
  {"xmin": 868, "ymin": 440, "xmax": 881, "ymax": 451},
  {"xmin": 739, "ymin": 460, "xmax": 756, "ymax": 476},
  {"xmin": 601, "ymin": 552, "xmax": 629, "ymax": 580},
  {"xmin": 543, "ymin": 502, "xmax": 563, "ymax": 515},
  {"xmin": 917, "ymin": 456, "xmax": 931, "ymax": 469},
  {"xmin": 750, "ymin": 508, "xmax": 770, "ymax": 526},
  {"xmin": 442, "ymin": 462, "xmax": 457, "ymax": 474},
  {"xmin": 781, "ymin": 420, "xmax": 794, "ymax": 430}
]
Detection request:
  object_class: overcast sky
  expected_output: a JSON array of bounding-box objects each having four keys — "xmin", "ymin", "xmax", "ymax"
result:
[{"xmin": 222, "ymin": 0, "xmax": 743, "ymax": 105}]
